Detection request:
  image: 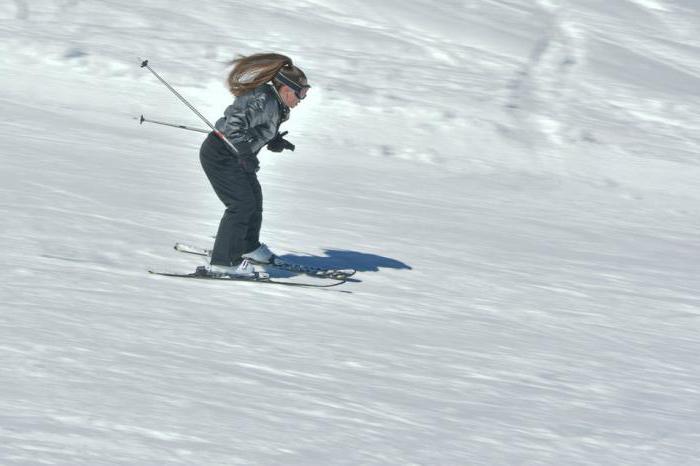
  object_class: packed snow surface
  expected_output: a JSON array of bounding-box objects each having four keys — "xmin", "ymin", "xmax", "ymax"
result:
[{"xmin": 1, "ymin": 0, "xmax": 700, "ymax": 464}]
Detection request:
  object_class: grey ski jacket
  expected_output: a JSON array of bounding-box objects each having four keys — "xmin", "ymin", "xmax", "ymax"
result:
[{"xmin": 214, "ymin": 84, "xmax": 289, "ymax": 172}]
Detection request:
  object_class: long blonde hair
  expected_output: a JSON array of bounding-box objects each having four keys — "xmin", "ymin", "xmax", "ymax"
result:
[{"xmin": 226, "ymin": 52, "xmax": 308, "ymax": 97}]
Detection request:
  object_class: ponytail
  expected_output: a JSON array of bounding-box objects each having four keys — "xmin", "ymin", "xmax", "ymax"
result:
[{"xmin": 226, "ymin": 52, "xmax": 308, "ymax": 97}]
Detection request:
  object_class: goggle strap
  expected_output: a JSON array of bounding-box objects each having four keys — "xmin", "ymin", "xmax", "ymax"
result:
[{"xmin": 275, "ymin": 71, "xmax": 309, "ymax": 93}]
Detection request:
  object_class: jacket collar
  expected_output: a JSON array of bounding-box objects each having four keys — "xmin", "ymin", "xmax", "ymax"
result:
[{"xmin": 268, "ymin": 84, "xmax": 290, "ymax": 121}]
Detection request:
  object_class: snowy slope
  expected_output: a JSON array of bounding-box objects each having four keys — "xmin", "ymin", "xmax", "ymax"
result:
[{"xmin": 1, "ymin": 0, "xmax": 700, "ymax": 464}]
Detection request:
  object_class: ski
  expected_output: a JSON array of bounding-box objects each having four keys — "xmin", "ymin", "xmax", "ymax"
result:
[
  {"xmin": 149, "ymin": 266, "xmax": 348, "ymax": 289},
  {"xmin": 173, "ymin": 242, "xmax": 357, "ymax": 280}
]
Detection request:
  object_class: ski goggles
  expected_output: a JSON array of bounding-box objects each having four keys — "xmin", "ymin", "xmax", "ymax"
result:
[{"xmin": 275, "ymin": 71, "xmax": 311, "ymax": 100}]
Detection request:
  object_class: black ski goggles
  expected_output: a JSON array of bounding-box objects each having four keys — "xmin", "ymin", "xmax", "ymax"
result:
[{"xmin": 276, "ymin": 71, "xmax": 311, "ymax": 100}]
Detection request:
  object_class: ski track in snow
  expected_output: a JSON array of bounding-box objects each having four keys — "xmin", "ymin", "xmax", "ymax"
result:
[{"xmin": 1, "ymin": 0, "xmax": 700, "ymax": 464}]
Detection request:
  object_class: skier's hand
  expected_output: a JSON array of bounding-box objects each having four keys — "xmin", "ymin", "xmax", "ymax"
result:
[{"xmin": 267, "ymin": 131, "xmax": 295, "ymax": 153}]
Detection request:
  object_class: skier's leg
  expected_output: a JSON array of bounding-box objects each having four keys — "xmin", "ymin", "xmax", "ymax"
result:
[
  {"xmin": 200, "ymin": 135, "xmax": 257, "ymax": 265},
  {"xmin": 243, "ymin": 172, "xmax": 263, "ymax": 254},
  {"xmin": 212, "ymin": 186, "xmax": 257, "ymax": 265}
]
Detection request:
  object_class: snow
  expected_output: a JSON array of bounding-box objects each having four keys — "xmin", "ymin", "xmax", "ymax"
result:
[{"xmin": 1, "ymin": 0, "xmax": 700, "ymax": 464}]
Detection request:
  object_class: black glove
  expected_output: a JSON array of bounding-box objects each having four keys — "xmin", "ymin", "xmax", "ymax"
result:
[{"xmin": 267, "ymin": 131, "xmax": 295, "ymax": 153}]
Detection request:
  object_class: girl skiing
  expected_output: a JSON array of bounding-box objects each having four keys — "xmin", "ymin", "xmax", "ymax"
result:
[{"xmin": 200, "ymin": 53, "xmax": 310, "ymax": 276}]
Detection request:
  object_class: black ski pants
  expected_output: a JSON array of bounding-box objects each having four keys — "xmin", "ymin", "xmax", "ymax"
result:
[{"xmin": 199, "ymin": 133, "xmax": 262, "ymax": 266}]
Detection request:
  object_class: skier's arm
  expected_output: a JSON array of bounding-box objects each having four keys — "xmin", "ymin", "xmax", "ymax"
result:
[{"xmin": 218, "ymin": 97, "xmax": 276, "ymax": 155}]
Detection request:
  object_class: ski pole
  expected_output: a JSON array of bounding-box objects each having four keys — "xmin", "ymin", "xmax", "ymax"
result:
[
  {"xmin": 140, "ymin": 59, "xmax": 239, "ymax": 154},
  {"xmin": 137, "ymin": 115, "xmax": 209, "ymax": 134}
]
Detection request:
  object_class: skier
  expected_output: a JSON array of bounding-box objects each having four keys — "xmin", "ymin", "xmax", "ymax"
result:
[{"xmin": 199, "ymin": 53, "xmax": 310, "ymax": 277}]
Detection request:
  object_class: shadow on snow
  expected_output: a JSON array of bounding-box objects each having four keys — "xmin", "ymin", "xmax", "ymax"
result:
[{"xmin": 277, "ymin": 249, "xmax": 412, "ymax": 274}]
